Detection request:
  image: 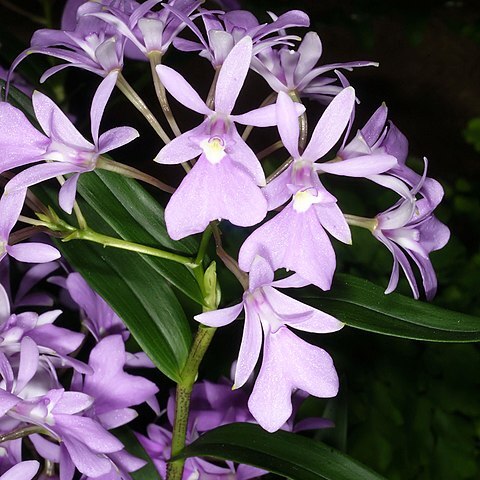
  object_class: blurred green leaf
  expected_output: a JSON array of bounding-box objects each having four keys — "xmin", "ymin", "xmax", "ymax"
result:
[{"xmin": 177, "ymin": 423, "xmax": 386, "ymax": 480}]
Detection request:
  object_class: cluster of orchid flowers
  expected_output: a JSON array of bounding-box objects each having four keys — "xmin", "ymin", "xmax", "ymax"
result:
[{"xmin": 0, "ymin": 0, "xmax": 449, "ymax": 478}]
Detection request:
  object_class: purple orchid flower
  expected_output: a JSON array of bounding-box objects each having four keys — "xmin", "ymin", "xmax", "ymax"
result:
[
  {"xmin": 195, "ymin": 256, "xmax": 343, "ymax": 432},
  {"xmin": 239, "ymin": 89, "xmax": 397, "ymax": 289},
  {"xmin": 373, "ymin": 167, "xmax": 450, "ymax": 300},
  {"xmin": 0, "ymin": 190, "xmax": 60, "ymax": 264},
  {"xmin": 87, "ymin": 0, "xmax": 202, "ymax": 59},
  {"xmin": 155, "ymin": 36, "xmax": 303, "ymax": 239},
  {"xmin": 251, "ymin": 31, "xmax": 377, "ymax": 101},
  {"xmin": 0, "ymin": 461, "xmax": 39, "ymax": 480},
  {"xmin": 71, "ymin": 335, "xmax": 159, "ymax": 430},
  {"xmin": 1, "ymin": 72, "xmax": 138, "ymax": 214},
  {"xmin": 337, "ymin": 103, "xmax": 444, "ymax": 205},
  {"xmin": 64, "ymin": 272, "xmax": 128, "ymax": 341},
  {"xmin": 173, "ymin": 8, "xmax": 310, "ymax": 67},
  {"xmin": 9, "ymin": 1, "xmax": 133, "ymax": 84}
]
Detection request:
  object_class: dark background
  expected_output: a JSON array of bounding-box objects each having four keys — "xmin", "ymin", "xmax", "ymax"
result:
[{"xmin": 1, "ymin": 1, "xmax": 479, "ymax": 478}]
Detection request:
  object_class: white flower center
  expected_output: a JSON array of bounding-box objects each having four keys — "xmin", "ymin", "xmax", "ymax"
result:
[
  {"xmin": 292, "ymin": 190, "xmax": 321, "ymax": 213},
  {"xmin": 200, "ymin": 137, "xmax": 226, "ymax": 164}
]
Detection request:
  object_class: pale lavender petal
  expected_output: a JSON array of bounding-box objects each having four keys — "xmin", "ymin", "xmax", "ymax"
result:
[
  {"xmin": 98, "ymin": 408, "xmax": 138, "ymax": 429},
  {"xmin": 233, "ymin": 300, "xmax": 262, "ymax": 389},
  {"xmin": 0, "ymin": 283, "xmax": 10, "ymax": 323},
  {"xmin": 54, "ymin": 392, "xmax": 94, "ymax": 415},
  {"xmin": 214, "ymin": 36, "xmax": 252, "ymax": 115},
  {"xmin": 59, "ymin": 173, "xmax": 81, "ymax": 214},
  {"xmin": 0, "ymin": 389, "xmax": 21, "ymax": 416},
  {"xmin": 28, "ymin": 324, "xmax": 84, "ymax": 355},
  {"xmin": 154, "ymin": 122, "xmax": 205, "ymax": 164},
  {"xmin": 61, "ymin": 434, "xmax": 113, "ymax": 477},
  {"xmin": 295, "ymin": 32, "xmax": 322, "ymax": 79},
  {"xmin": 369, "ymin": 174, "xmax": 412, "ymax": 199},
  {"xmin": 231, "ymin": 103, "xmax": 277, "ymax": 127},
  {"xmin": 7, "ymin": 243, "xmax": 61, "ymax": 263},
  {"xmin": 55, "ymin": 416, "xmax": 123, "ymax": 453},
  {"xmin": 263, "ymin": 165, "xmax": 293, "ymax": 210},
  {"xmin": 316, "ymin": 153, "xmax": 397, "ymax": 177},
  {"xmin": 164, "ymin": 156, "xmax": 267, "ymax": 239},
  {"xmin": 5, "ymin": 162, "xmax": 84, "ymax": 193},
  {"xmin": 411, "ymin": 252, "xmax": 437, "ymax": 301},
  {"xmin": 276, "ymin": 91, "xmax": 300, "ymax": 158},
  {"xmin": 384, "ymin": 122, "xmax": 408, "ymax": 164},
  {"xmin": 263, "ymin": 286, "xmax": 344, "ymax": 333},
  {"xmin": 0, "ymin": 461, "xmax": 39, "ymax": 480},
  {"xmin": 30, "ymin": 434, "xmax": 60, "ymax": 462},
  {"xmin": 90, "ymin": 71, "xmax": 118, "ymax": 145},
  {"xmin": 32, "ymin": 91, "xmax": 93, "ymax": 149},
  {"xmin": 315, "ymin": 202, "xmax": 351, "ymax": 244},
  {"xmin": 248, "ymin": 255, "xmax": 275, "ymax": 291},
  {"xmin": 361, "ymin": 104, "xmax": 388, "ymax": 146},
  {"xmin": 418, "ymin": 216, "xmax": 450, "ymax": 253},
  {"xmin": 249, "ymin": 326, "xmax": 338, "ymax": 432},
  {"xmin": 239, "ymin": 204, "xmax": 335, "ymax": 290},
  {"xmin": 228, "ymin": 128, "xmax": 266, "ymax": 186},
  {"xmin": 194, "ymin": 302, "xmax": 244, "ymax": 327},
  {"xmin": 208, "ymin": 30, "xmax": 235, "ymax": 65},
  {"xmin": 303, "ymin": 87, "xmax": 355, "ymax": 161},
  {"xmin": 0, "ymin": 103, "xmax": 48, "ymax": 172},
  {"xmin": 155, "ymin": 65, "xmax": 211, "ymax": 115},
  {"xmin": 60, "ymin": 443, "xmax": 76, "ymax": 480},
  {"xmin": 15, "ymin": 261, "xmax": 58, "ymax": 307},
  {"xmin": 16, "ymin": 337, "xmax": 39, "ymax": 393},
  {"xmin": 97, "ymin": 127, "xmax": 139, "ymax": 154},
  {"xmin": 83, "ymin": 335, "xmax": 158, "ymax": 413}
]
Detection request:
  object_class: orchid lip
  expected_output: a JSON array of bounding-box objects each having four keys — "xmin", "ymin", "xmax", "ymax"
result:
[{"xmin": 200, "ymin": 136, "xmax": 226, "ymax": 164}]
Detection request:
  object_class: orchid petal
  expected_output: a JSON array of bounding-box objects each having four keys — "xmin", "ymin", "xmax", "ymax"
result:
[
  {"xmin": 316, "ymin": 153, "xmax": 397, "ymax": 177},
  {"xmin": 154, "ymin": 122, "xmax": 205, "ymax": 164},
  {"xmin": 194, "ymin": 302, "xmax": 243, "ymax": 328},
  {"xmin": 98, "ymin": 126, "xmax": 139, "ymax": 154},
  {"xmin": 32, "ymin": 91, "xmax": 93, "ymax": 149},
  {"xmin": 233, "ymin": 300, "xmax": 263, "ymax": 389},
  {"xmin": 59, "ymin": 173, "xmax": 81, "ymax": 214},
  {"xmin": 155, "ymin": 65, "xmax": 211, "ymax": 115},
  {"xmin": 0, "ymin": 461, "xmax": 39, "ymax": 480},
  {"xmin": 295, "ymin": 32, "xmax": 322, "ymax": 79},
  {"xmin": 248, "ymin": 255, "xmax": 275, "ymax": 291},
  {"xmin": 7, "ymin": 243, "xmax": 61, "ymax": 264},
  {"xmin": 303, "ymin": 86, "xmax": 355, "ymax": 161},
  {"xmin": 214, "ymin": 36, "xmax": 253, "ymax": 115},
  {"xmin": 90, "ymin": 70, "xmax": 118, "ymax": 145},
  {"xmin": 276, "ymin": 91, "xmax": 301, "ymax": 158}
]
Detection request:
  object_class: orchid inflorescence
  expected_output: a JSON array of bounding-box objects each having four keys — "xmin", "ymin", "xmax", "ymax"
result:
[{"xmin": 0, "ymin": 0, "xmax": 449, "ymax": 479}]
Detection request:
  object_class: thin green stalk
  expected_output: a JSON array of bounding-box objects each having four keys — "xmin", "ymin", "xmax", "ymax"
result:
[
  {"xmin": 116, "ymin": 73, "xmax": 171, "ymax": 144},
  {"xmin": 166, "ymin": 325, "xmax": 217, "ymax": 480},
  {"xmin": 195, "ymin": 225, "xmax": 213, "ymax": 265},
  {"xmin": 64, "ymin": 227, "xmax": 196, "ymax": 267},
  {"xmin": 257, "ymin": 140, "xmax": 284, "ymax": 160},
  {"xmin": 149, "ymin": 52, "xmax": 182, "ymax": 137},
  {"xmin": 344, "ymin": 214, "xmax": 378, "ymax": 232},
  {"xmin": 0, "ymin": 426, "xmax": 46, "ymax": 443}
]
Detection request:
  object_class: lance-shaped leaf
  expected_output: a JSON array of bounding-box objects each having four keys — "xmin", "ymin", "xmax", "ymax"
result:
[
  {"xmin": 176, "ymin": 423, "xmax": 386, "ymax": 480},
  {"xmin": 295, "ymin": 274, "xmax": 480, "ymax": 342}
]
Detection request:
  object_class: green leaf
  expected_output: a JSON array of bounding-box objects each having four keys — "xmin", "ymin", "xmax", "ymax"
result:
[
  {"xmin": 296, "ymin": 274, "xmax": 480, "ymax": 342},
  {"xmin": 76, "ymin": 169, "xmax": 204, "ymax": 305},
  {"xmin": 177, "ymin": 423, "xmax": 386, "ymax": 480},
  {"xmin": 114, "ymin": 427, "xmax": 162, "ymax": 480}
]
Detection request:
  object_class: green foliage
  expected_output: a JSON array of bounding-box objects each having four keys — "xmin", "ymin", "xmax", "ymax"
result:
[{"xmin": 178, "ymin": 423, "xmax": 387, "ymax": 480}]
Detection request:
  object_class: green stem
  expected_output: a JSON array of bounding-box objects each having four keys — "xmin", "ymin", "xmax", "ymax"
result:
[
  {"xmin": 344, "ymin": 214, "xmax": 378, "ymax": 232},
  {"xmin": 166, "ymin": 325, "xmax": 217, "ymax": 480},
  {"xmin": 0, "ymin": 426, "xmax": 46, "ymax": 443},
  {"xmin": 149, "ymin": 52, "xmax": 182, "ymax": 137},
  {"xmin": 195, "ymin": 225, "xmax": 213, "ymax": 265},
  {"xmin": 116, "ymin": 73, "xmax": 171, "ymax": 144},
  {"xmin": 63, "ymin": 228, "xmax": 196, "ymax": 267}
]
